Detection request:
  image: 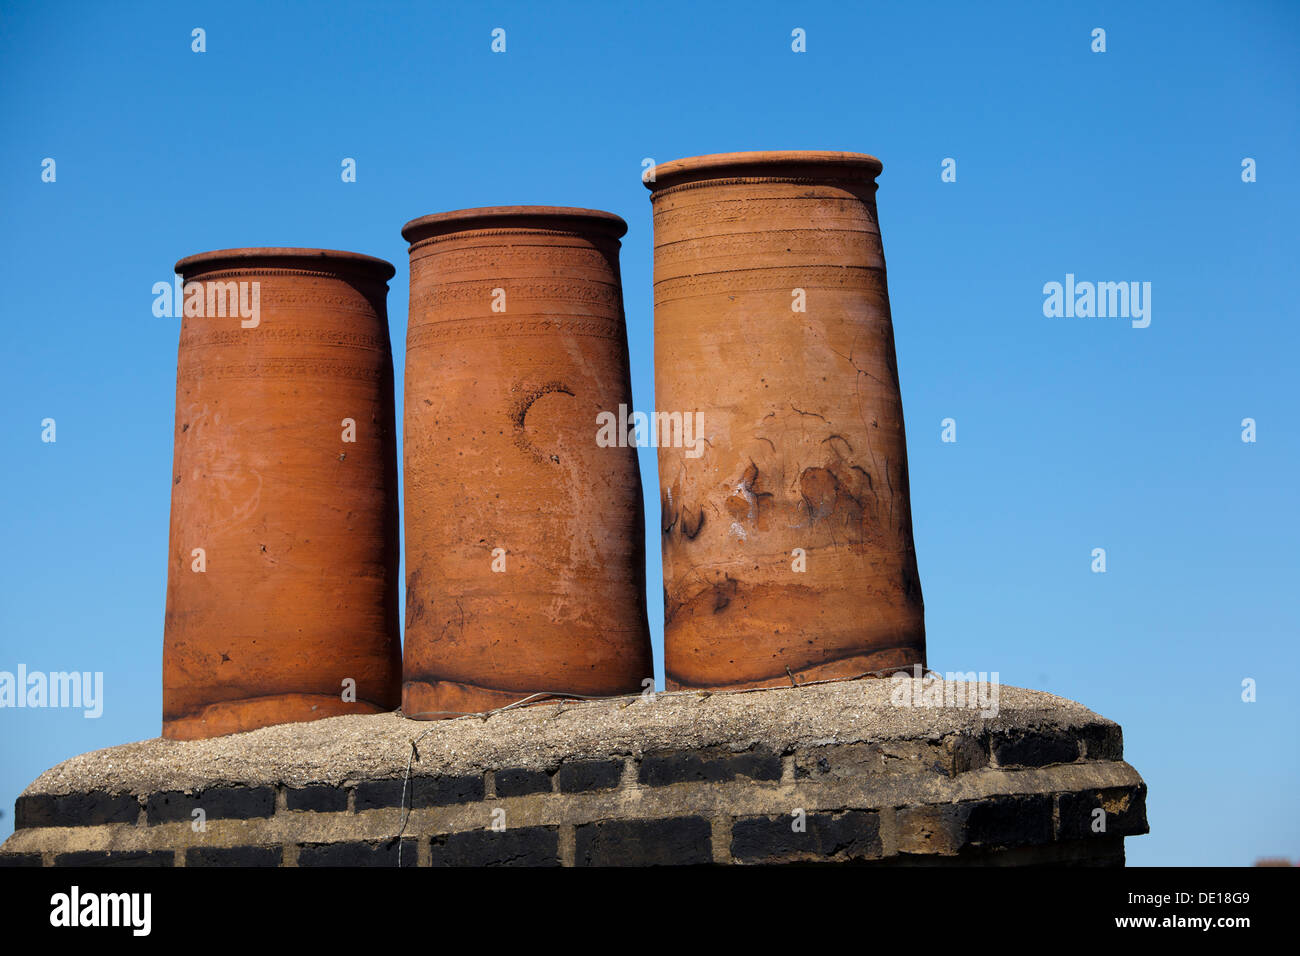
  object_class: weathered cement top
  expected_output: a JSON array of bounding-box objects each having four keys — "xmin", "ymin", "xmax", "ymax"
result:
[{"xmin": 23, "ymin": 679, "xmax": 1113, "ymax": 798}]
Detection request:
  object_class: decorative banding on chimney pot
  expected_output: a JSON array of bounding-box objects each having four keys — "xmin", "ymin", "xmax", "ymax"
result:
[
  {"xmin": 646, "ymin": 151, "xmax": 926, "ymax": 690},
  {"xmin": 163, "ymin": 247, "xmax": 402, "ymax": 740}
]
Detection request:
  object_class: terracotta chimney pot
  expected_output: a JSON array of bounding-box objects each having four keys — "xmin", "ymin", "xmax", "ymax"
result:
[
  {"xmin": 401, "ymin": 207, "xmax": 653, "ymax": 717},
  {"xmin": 646, "ymin": 151, "xmax": 926, "ymax": 690},
  {"xmin": 163, "ymin": 247, "xmax": 402, "ymax": 739}
]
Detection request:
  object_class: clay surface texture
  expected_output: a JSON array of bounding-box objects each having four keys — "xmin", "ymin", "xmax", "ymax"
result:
[
  {"xmin": 163, "ymin": 248, "xmax": 402, "ymax": 740},
  {"xmin": 647, "ymin": 152, "xmax": 926, "ymax": 690},
  {"xmin": 401, "ymin": 207, "xmax": 652, "ymax": 717}
]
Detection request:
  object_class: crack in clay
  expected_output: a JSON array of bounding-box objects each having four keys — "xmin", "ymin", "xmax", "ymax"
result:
[{"xmin": 789, "ymin": 404, "xmax": 830, "ymax": 424}]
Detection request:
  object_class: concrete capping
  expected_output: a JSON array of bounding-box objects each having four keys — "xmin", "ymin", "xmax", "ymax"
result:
[{"xmin": 0, "ymin": 680, "xmax": 1148, "ymax": 866}]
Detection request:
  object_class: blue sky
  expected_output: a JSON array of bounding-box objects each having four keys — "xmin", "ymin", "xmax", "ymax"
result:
[{"xmin": 1, "ymin": 1, "xmax": 1296, "ymax": 865}]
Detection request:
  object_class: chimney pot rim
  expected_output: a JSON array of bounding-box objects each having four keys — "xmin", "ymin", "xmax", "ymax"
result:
[
  {"xmin": 174, "ymin": 247, "xmax": 397, "ymax": 281},
  {"xmin": 645, "ymin": 150, "xmax": 883, "ymax": 192},
  {"xmin": 401, "ymin": 206, "xmax": 628, "ymax": 244}
]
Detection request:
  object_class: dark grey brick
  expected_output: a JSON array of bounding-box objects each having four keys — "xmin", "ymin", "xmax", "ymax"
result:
[
  {"xmin": 638, "ymin": 747, "xmax": 781, "ymax": 787},
  {"xmin": 285, "ymin": 785, "xmax": 348, "ymax": 813},
  {"xmin": 429, "ymin": 827, "xmax": 560, "ymax": 866},
  {"xmin": 1079, "ymin": 723, "xmax": 1124, "ymax": 761},
  {"xmin": 494, "ymin": 768, "xmax": 551, "ymax": 798},
  {"xmin": 991, "ymin": 730, "xmax": 1080, "ymax": 767},
  {"xmin": 574, "ymin": 816, "xmax": 712, "ymax": 866},
  {"xmin": 297, "ymin": 839, "xmax": 417, "ymax": 867},
  {"xmin": 557, "ymin": 759, "xmax": 623, "ymax": 793},
  {"xmin": 792, "ymin": 737, "xmax": 987, "ymax": 780},
  {"xmin": 897, "ymin": 804, "xmax": 966, "ymax": 855},
  {"xmin": 53, "ymin": 850, "xmax": 173, "ymax": 867},
  {"xmin": 899, "ymin": 795, "xmax": 1054, "ymax": 855},
  {"xmin": 186, "ymin": 845, "xmax": 282, "ymax": 867},
  {"xmin": 352, "ymin": 778, "xmax": 406, "ymax": 810},
  {"xmin": 1057, "ymin": 786, "xmax": 1148, "ymax": 840},
  {"xmin": 146, "ymin": 786, "xmax": 275, "ymax": 824},
  {"xmin": 354, "ymin": 774, "xmax": 485, "ymax": 811},
  {"xmin": 965, "ymin": 795, "xmax": 1055, "ymax": 847},
  {"xmin": 412, "ymin": 774, "xmax": 485, "ymax": 808},
  {"xmin": 15, "ymin": 791, "xmax": 139, "ymax": 829},
  {"xmin": 731, "ymin": 811, "xmax": 882, "ymax": 863},
  {"xmin": 944, "ymin": 733, "xmax": 991, "ymax": 774},
  {"xmin": 0, "ymin": 853, "xmax": 43, "ymax": 867}
]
